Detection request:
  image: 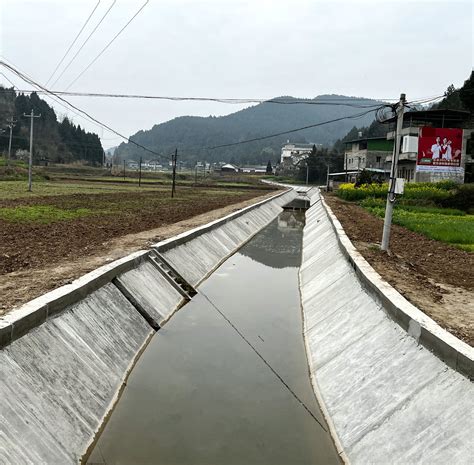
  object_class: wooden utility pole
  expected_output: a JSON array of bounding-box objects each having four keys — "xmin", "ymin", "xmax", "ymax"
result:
[
  {"xmin": 171, "ymin": 148, "xmax": 177, "ymax": 198},
  {"xmin": 23, "ymin": 110, "xmax": 41, "ymax": 192},
  {"xmin": 6, "ymin": 117, "xmax": 17, "ymax": 167},
  {"xmin": 381, "ymin": 93, "xmax": 406, "ymax": 251}
]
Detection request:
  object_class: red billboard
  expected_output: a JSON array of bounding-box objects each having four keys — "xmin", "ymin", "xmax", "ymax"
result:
[{"xmin": 417, "ymin": 127, "xmax": 463, "ymax": 172}]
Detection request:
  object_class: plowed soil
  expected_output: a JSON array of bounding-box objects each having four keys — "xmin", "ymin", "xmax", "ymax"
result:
[
  {"xmin": 0, "ymin": 187, "xmax": 278, "ymax": 314},
  {"xmin": 324, "ymin": 194, "xmax": 473, "ymax": 346}
]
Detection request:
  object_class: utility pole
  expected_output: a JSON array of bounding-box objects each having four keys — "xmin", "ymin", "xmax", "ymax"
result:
[
  {"xmin": 23, "ymin": 110, "xmax": 41, "ymax": 192},
  {"xmin": 171, "ymin": 148, "xmax": 177, "ymax": 198},
  {"xmin": 138, "ymin": 156, "xmax": 142, "ymax": 187},
  {"xmin": 6, "ymin": 117, "xmax": 17, "ymax": 167},
  {"xmin": 305, "ymin": 162, "xmax": 309, "ymax": 186},
  {"xmin": 381, "ymin": 93, "xmax": 406, "ymax": 251}
]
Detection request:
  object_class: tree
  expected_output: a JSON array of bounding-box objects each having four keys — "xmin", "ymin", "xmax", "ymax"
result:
[
  {"xmin": 459, "ymin": 71, "xmax": 474, "ymax": 112},
  {"xmin": 266, "ymin": 159, "xmax": 272, "ymax": 174}
]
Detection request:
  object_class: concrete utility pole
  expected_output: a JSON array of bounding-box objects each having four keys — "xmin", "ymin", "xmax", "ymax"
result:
[
  {"xmin": 171, "ymin": 148, "xmax": 177, "ymax": 198},
  {"xmin": 305, "ymin": 162, "xmax": 309, "ymax": 185},
  {"xmin": 6, "ymin": 117, "xmax": 17, "ymax": 167},
  {"xmin": 138, "ymin": 156, "xmax": 142, "ymax": 187},
  {"xmin": 23, "ymin": 110, "xmax": 41, "ymax": 192},
  {"xmin": 381, "ymin": 93, "xmax": 406, "ymax": 251}
]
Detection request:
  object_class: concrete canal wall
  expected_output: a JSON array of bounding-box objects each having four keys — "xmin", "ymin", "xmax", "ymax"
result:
[
  {"xmin": 300, "ymin": 190, "xmax": 474, "ymax": 465},
  {"xmin": 0, "ymin": 189, "xmax": 296, "ymax": 465}
]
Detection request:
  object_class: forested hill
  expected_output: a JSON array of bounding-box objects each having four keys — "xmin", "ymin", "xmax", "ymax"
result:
[
  {"xmin": 0, "ymin": 87, "xmax": 103, "ymax": 164},
  {"xmin": 116, "ymin": 95, "xmax": 383, "ymax": 165}
]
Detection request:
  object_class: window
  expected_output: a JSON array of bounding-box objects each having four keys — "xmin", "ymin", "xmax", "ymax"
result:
[{"xmin": 376, "ymin": 156, "xmax": 381, "ymax": 163}]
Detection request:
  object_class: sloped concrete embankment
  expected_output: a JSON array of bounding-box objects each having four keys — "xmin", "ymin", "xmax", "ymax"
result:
[
  {"xmin": 0, "ymin": 189, "xmax": 296, "ymax": 465},
  {"xmin": 300, "ymin": 191, "xmax": 474, "ymax": 465}
]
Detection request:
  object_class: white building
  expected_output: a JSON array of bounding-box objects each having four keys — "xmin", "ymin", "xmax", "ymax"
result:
[{"xmin": 280, "ymin": 142, "xmax": 321, "ymax": 163}]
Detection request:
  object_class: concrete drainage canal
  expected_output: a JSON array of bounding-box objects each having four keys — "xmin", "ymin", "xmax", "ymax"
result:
[
  {"xmin": 3, "ymin": 188, "xmax": 471, "ymax": 464},
  {"xmin": 85, "ymin": 208, "xmax": 340, "ymax": 465}
]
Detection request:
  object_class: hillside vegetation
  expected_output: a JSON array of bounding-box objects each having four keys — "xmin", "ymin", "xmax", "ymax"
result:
[
  {"xmin": 115, "ymin": 95, "xmax": 383, "ymax": 165},
  {"xmin": 0, "ymin": 87, "xmax": 103, "ymax": 165}
]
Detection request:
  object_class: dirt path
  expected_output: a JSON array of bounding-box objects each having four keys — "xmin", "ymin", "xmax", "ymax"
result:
[
  {"xmin": 324, "ymin": 194, "xmax": 474, "ymax": 346},
  {"xmin": 0, "ymin": 190, "xmax": 278, "ymax": 315}
]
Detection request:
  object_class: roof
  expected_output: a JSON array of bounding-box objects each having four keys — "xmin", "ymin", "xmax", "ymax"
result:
[
  {"xmin": 382, "ymin": 109, "xmax": 471, "ymax": 124},
  {"xmin": 344, "ymin": 136, "xmax": 388, "ymax": 144},
  {"xmin": 221, "ymin": 163, "xmax": 237, "ymax": 169}
]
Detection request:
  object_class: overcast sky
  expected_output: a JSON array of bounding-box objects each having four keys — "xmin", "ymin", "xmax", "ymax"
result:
[{"xmin": 1, "ymin": 0, "xmax": 472, "ymax": 149}]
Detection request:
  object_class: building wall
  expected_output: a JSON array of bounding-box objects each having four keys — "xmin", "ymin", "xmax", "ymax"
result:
[{"xmin": 344, "ymin": 149, "xmax": 392, "ymax": 171}]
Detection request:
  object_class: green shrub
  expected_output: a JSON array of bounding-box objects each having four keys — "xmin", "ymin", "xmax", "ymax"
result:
[{"xmin": 440, "ymin": 183, "xmax": 474, "ymax": 212}]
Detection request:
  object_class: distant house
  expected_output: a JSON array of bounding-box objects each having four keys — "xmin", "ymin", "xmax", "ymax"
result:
[
  {"xmin": 344, "ymin": 137, "xmax": 393, "ymax": 179},
  {"xmin": 240, "ymin": 166, "xmax": 267, "ymax": 174},
  {"xmin": 221, "ymin": 163, "xmax": 239, "ymax": 172},
  {"xmin": 280, "ymin": 142, "xmax": 321, "ymax": 164}
]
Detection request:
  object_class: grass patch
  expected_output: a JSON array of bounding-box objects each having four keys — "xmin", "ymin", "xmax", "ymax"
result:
[
  {"xmin": 0, "ymin": 205, "xmax": 92, "ymax": 224},
  {"xmin": 0, "ymin": 180, "xmax": 170, "ymax": 200},
  {"xmin": 364, "ymin": 204, "xmax": 474, "ymax": 249}
]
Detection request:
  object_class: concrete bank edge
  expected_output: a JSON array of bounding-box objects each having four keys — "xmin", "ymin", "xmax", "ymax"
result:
[
  {"xmin": 153, "ymin": 188, "xmax": 289, "ymax": 251},
  {"xmin": 301, "ymin": 313, "xmax": 350, "ymax": 464},
  {"xmin": 320, "ymin": 195, "xmax": 474, "ymax": 380},
  {"xmin": 0, "ymin": 188, "xmax": 289, "ymax": 349}
]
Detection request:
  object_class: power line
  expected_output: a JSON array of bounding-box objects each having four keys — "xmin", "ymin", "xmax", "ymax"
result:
[
  {"xmin": 200, "ymin": 291, "xmax": 328, "ymax": 432},
  {"xmin": 0, "ymin": 72, "xmax": 18, "ymax": 89},
  {"xmin": 64, "ymin": 0, "xmax": 149, "ymax": 91},
  {"xmin": 0, "ymin": 87, "xmax": 448, "ymax": 108},
  {"xmin": 206, "ymin": 107, "xmax": 386, "ymax": 150},
  {"xmin": 50, "ymin": 0, "xmax": 117, "ymax": 89},
  {"xmin": 0, "ymin": 88, "xmax": 397, "ymax": 106},
  {"xmin": 0, "ymin": 59, "xmax": 172, "ymax": 160},
  {"xmin": 0, "ymin": 57, "xmax": 116, "ymax": 136},
  {"xmin": 45, "ymin": 0, "xmax": 102, "ymax": 87}
]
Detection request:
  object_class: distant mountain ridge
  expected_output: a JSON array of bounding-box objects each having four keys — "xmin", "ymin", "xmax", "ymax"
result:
[{"xmin": 116, "ymin": 95, "xmax": 383, "ymax": 165}]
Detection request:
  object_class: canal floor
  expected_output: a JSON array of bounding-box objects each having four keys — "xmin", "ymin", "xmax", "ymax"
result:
[{"xmin": 87, "ymin": 212, "xmax": 340, "ymax": 465}]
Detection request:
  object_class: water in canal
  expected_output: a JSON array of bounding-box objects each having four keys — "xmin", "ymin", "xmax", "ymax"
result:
[{"xmin": 87, "ymin": 211, "xmax": 340, "ymax": 465}]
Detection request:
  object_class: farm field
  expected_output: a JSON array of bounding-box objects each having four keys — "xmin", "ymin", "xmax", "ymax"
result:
[
  {"xmin": 0, "ymin": 176, "xmax": 277, "ymax": 314},
  {"xmin": 338, "ymin": 182, "xmax": 474, "ymax": 251}
]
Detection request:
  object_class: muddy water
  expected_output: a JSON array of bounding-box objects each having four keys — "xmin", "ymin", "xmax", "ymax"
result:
[{"xmin": 87, "ymin": 212, "xmax": 340, "ymax": 465}]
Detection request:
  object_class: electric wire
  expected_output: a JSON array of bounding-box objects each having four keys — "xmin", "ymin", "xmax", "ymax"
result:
[
  {"xmin": 199, "ymin": 290, "xmax": 328, "ymax": 433},
  {"xmin": 0, "ymin": 59, "xmax": 172, "ymax": 160},
  {"xmin": 0, "ymin": 72, "xmax": 18, "ymax": 89},
  {"xmin": 45, "ymin": 0, "xmax": 101, "ymax": 87},
  {"xmin": 1, "ymin": 57, "xmax": 115, "ymax": 135},
  {"xmin": 0, "ymin": 87, "xmax": 448, "ymax": 108},
  {"xmin": 50, "ymin": 0, "xmax": 117, "ymax": 89},
  {"xmin": 64, "ymin": 0, "xmax": 149, "ymax": 91},
  {"xmin": 0, "ymin": 59, "xmax": 449, "ymax": 159},
  {"xmin": 206, "ymin": 107, "xmax": 386, "ymax": 149}
]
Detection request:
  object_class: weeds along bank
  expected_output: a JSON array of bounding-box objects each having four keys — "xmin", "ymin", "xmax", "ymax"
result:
[{"xmin": 336, "ymin": 182, "xmax": 474, "ymax": 251}]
